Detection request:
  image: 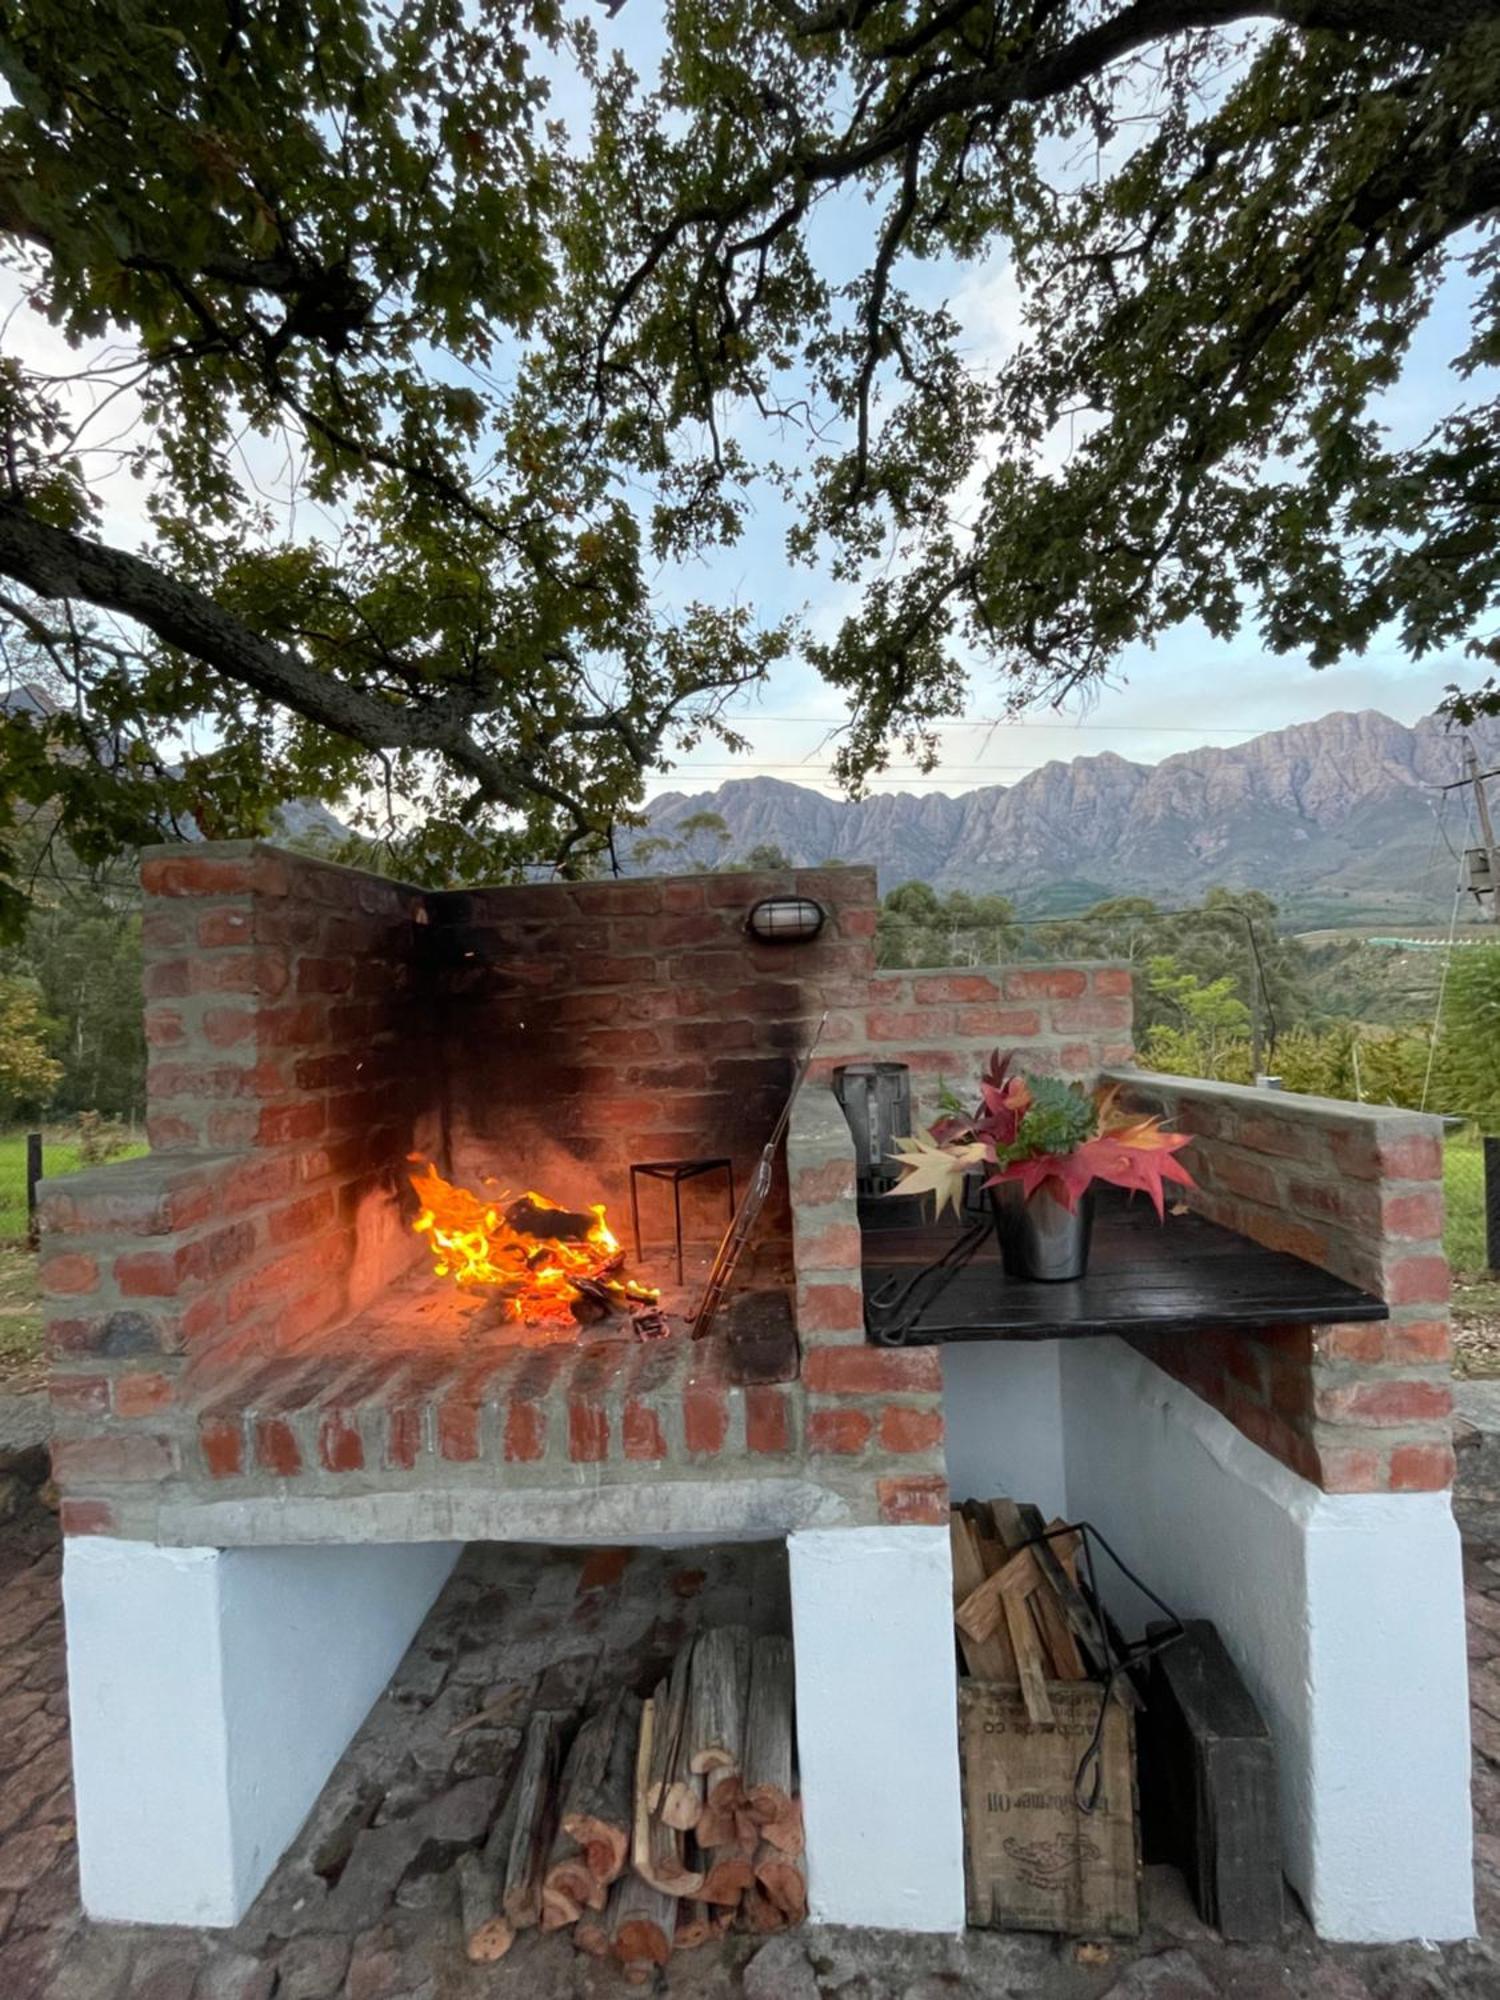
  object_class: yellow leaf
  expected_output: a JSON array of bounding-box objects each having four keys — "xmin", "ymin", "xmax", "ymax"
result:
[{"xmin": 885, "ymin": 1133, "xmax": 986, "ymax": 1219}]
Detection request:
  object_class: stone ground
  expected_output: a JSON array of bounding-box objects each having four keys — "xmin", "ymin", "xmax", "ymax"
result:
[{"xmin": 1, "ymin": 1441, "xmax": 1499, "ymax": 2000}]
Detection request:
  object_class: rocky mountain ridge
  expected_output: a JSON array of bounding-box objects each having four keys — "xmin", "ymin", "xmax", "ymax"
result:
[{"xmin": 634, "ymin": 709, "xmax": 1500, "ymax": 922}]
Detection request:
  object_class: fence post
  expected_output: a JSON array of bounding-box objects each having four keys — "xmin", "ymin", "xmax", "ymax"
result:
[
  {"xmin": 25, "ymin": 1131, "xmax": 41, "ymax": 1251},
  {"xmin": 1485, "ymin": 1136, "xmax": 1500, "ymax": 1278}
]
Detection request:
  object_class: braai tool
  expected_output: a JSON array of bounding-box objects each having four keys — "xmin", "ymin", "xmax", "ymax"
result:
[{"xmin": 690, "ymin": 1012, "xmax": 827, "ymax": 1341}]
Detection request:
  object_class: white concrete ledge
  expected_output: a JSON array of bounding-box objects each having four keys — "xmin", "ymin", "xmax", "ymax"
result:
[{"xmin": 154, "ymin": 1475, "xmax": 855, "ymax": 1550}]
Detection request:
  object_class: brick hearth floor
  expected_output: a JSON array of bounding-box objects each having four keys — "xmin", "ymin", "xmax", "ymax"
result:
[{"xmin": 0, "ymin": 1451, "xmax": 1498, "ymax": 1999}]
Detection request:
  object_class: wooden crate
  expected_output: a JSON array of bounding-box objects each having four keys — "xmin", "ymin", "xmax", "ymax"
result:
[{"xmin": 958, "ymin": 1681, "xmax": 1139, "ymax": 1937}]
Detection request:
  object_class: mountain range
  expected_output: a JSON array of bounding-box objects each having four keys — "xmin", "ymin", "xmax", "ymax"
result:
[{"xmin": 633, "ymin": 709, "xmax": 1500, "ymax": 924}]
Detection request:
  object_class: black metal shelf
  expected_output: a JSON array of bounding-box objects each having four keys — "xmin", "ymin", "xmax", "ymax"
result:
[{"xmin": 859, "ymin": 1187, "xmax": 1387, "ymax": 1346}]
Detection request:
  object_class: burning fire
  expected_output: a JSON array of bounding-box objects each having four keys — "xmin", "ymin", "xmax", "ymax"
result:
[{"xmin": 408, "ymin": 1159, "xmax": 659, "ymax": 1324}]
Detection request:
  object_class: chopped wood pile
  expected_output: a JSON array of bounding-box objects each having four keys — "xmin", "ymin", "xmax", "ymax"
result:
[
  {"xmin": 949, "ymin": 1497, "xmax": 1134, "ymax": 1724},
  {"xmin": 461, "ymin": 1626, "xmax": 803, "ymax": 1980}
]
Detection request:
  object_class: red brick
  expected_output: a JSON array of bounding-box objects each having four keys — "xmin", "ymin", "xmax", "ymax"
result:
[
  {"xmin": 1316, "ymin": 1323, "xmax": 1385, "ymax": 1364},
  {"xmin": 1050, "ymin": 998, "xmax": 1133, "ymax": 1032},
  {"xmin": 1386, "ymin": 1318, "xmax": 1452, "ymax": 1363},
  {"xmin": 198, "ymin": 908, "xmax": 253, "ymax": 948},
  {"xmin": 60, "ymin": 1499, "xmax": 117, "ymax": 1536},
  {"xmin": 683, "ymin": 1384, "xmax": 729, "ymax": 1456},
  {"xmin": 143, "ymin": 856, "xmax": 259, "ymax": 898},
  {"xmin": 1315, "ymin": 1377, "xmax": 1452, "ymax": 1426},
  {"xmin": 145, "ymin": 1007, "xmax": 187, "ymax": 1047},
  {"xmin": 319, "ymin": 1411, "xmax": 365, "ymax": 1473},
  {"xmin": 256, "ymin": 1099, "xmax": 327, "ymax": 1147},
  {"xmin": 39, "ymin": 1253, "xmax": 98, "ymax": 1297},
  {"xmin": 796, "ymin": 1283, "xmax": 864, "ymax": 1334},
  {"xmin": 112, "ymin": 1251, "xmax": 176, "ymax": 1299},
  {"xmin": 791, "ymin": 1160, "xmax": 856, "ymax": 1205},
  {"xmin": 201, "ymin": 1006, "xmax": 257, "ymax": 1049},
  {"xmin": 297, "ymin": 956, "xmax": 354, "ymax": 995},
  {"xmin": 1092, "ymin": 967, "xmax": 1133, "ymax": 997},
  {"xmin": 876, "ymin": 1474, "xmax": 949, "ymax": 1524},
  {"xmin": 745, "ymin": 1386, "xmax": 791, "ymax": 1455},
  {"xmin": 113, "ymin": 1371, "xmax": 174, "ymax": 1418},
  {"xmin": 504, "ymin": 1398, "xmax": 546, "ymax": 1463},
  {"xmin": 1003, "ymin": 968, "xmax": 1087, "ymax": 1000},
  {"xmin": 387, "ymin": 1404, "xmax": 424, "ymax": 1471},
  {"xmin": 878, "ymin": 1406, "xmax": 945, "ymax": 1452},
  {"xmin": 1388, "ymin": 1441, "xmax": 1455, "ymax": 1491},
  {"xmin": 1380, "ymin": 1191, "xmax": 1445, "ymax": 1241},
  {"xmin": 867, "ymin": 1008, "xmax": 953, "ymax": 1043},
  {"xmin": 622, "ymin": 1399, "xmax": 668, "ymax": 1461},
  {"xmin": 1211, "ymin": 1155, "xmax": 1280, "ymax": 1206},
  {"xmin": 912, "ymin": 974, "xmax": 1000, "ymax": 1004},
  {"xmin": 1383, "ymin": 1255, "xmax": 1450, "ymax": 1307},
  {"xmin": 268, "ymin": 1192, "xmax": 337, "ymax": 1246},
  {"xmin": 807, "ymin": 1407, "xmax": 873, "ymax": 1454},
  {"xmin": 568, "ymin": 1398, "xmax": 609, "ymax": 1463},
  {"xmin": 437, "ymin": 1400, "xmax": 480, "ymax": 1462},
  {"xmin": 953, "ymin": 1005, "xmax": 1044, "ymax": 1037},
  {"xmin": 51, "ymin": 1435, "xmax": 174, "ymax": 1484},
  {"xmin": 200, "ymin": 1416, "xmax": 244, "ymax": 1479},
  {"xmin": 49, "ymin": 1373, "xmax": 109, "ymax": 1416},
  {"xmin": 254, "ymin": 1417, "xmax": 301, "ymax": 1477},
  {"xmin": 795, "ymin": 1222, "xmax": 863, "ymax": 1271},
  {"xmin": 802, "ymin": 1348, "xmax": 942, "ymax": 1395}
]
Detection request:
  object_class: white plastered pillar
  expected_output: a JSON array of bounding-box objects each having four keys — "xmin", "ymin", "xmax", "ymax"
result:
[
  {"xmin": 788, "ymin": 1523, "xmax": 966, "ymax": 1932},
  {"xmin": 1059, "ymin": 1336, "xmax": 1473, "ymax": 1944},
  {"xmin": 63, "ymin": 1536, "xmax": 460, "ymax": 1926}
]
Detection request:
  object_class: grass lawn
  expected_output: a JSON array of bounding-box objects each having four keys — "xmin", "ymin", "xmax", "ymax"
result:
[
  {"xmin": 1446, "ymin": 1127, "xmax": 1487, "ymax": 1275},
  {"xmin": 0, "ymin": 1127, "xmax": 146, "ymax": 1393}
]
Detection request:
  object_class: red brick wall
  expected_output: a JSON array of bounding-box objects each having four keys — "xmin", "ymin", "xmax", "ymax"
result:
[
  {"xmin": 1111, "ymin": 1070, "xmax": 1453, "ymax": 1493},
  {"xmin": 426, "ymin": 866, "xmax": 876, "ymax": 1258},
  {"xmin": 43, "ymin": 844, "xmax": 436, "ymax": 1495}
]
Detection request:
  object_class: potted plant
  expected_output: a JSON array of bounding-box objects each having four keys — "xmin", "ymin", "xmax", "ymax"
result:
[{"xmin": 885, "ymin": 1052, "xmax": 1195, "ymax": 1281}]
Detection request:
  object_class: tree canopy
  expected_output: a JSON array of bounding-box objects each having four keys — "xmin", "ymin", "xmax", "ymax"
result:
[{"xmin": 0, "ymin": 0, "xmax": 1497, "ymax": 920}]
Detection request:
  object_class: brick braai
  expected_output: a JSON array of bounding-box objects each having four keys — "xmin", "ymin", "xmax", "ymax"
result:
[{"xmin": 41, "ymin": 840, "xmax": 1452, "ymax": 1546}]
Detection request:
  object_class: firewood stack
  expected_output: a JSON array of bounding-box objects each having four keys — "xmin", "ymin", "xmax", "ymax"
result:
[
  {"xmin": 460, "ymin": 1626, "xmax": 804, "ymax": 1979},
  {"xmin": 949, "ymin": 1497, "xmax": 1132, "ymax": 1725}
]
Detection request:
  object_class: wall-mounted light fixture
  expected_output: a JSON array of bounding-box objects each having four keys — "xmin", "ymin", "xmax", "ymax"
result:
[{"xmin": 746, "ymin": 895, "xmax": 826, "ymax": 944}]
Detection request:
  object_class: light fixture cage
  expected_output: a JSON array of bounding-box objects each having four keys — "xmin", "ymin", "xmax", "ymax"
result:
[{"xmin": 746, "ymin": 895, "xmax": 826, "ymax": 944}]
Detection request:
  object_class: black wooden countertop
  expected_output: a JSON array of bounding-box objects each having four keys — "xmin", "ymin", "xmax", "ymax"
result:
[{"xmin": 859, "ymin": 1187, "xmax": 1387, "ymax": 1346}]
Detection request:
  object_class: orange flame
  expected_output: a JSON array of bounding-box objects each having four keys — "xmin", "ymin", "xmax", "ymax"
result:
[{"xmin": 408, "ymin": 1159, "xmax": 657, "ymax": 1323}]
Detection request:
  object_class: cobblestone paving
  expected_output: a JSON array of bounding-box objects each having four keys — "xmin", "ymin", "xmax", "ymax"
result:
[{"xmin": 0, "ymin": 1439, "xmax": 1497, "ymax": 2000}]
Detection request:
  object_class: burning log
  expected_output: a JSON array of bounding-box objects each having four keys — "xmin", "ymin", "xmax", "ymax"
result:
[{"xmin": 504, "ymin": 1195, "xmax": 600, "ymax": 1241}]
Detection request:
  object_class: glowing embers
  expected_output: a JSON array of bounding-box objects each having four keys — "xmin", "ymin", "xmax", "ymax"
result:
[{"xmin": 409, "ymin": 1158, "xmax": 660, "ymax": 1330}]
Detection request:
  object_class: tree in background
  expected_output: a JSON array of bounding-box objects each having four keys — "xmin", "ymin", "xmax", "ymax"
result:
[
  {"xmin": 2, "ymin": 2, "xmax": 1498, "ymax": 922},
  {"xmin": 0, "ymin": 975, "xmax": 61, "ymax": 1121},
  {"xmin": 879, "ymin": 882, "xmax": 1019, "ymax": 967},
  {"xmin": 1440, "ymin": 945, "xmax": 1500, "ymax": 1131}
]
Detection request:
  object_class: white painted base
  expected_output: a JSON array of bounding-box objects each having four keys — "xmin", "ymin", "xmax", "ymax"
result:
[
  {"xmin": 1056, "ymin": 1337, "xmax": 1473, "ymax": 1943},
  {"xmin": 788, "ymin": 1525, "xmax": 966, "ymax": 1933},
  {"xmin": 63, "ymin": 1537, "xmax": 460, "ymax": 1926}
]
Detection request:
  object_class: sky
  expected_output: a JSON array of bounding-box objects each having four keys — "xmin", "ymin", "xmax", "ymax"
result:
[{"xmin": 4, "ymin": 10, "xmax": 1489, "ymax": 810}]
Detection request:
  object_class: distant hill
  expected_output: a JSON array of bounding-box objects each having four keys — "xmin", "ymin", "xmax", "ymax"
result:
[{"xmin": 633, "ymin": 709, "xmax": 1500, "ymax": 924}]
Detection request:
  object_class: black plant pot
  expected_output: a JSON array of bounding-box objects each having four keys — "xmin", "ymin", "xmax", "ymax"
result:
[{"xmin": 989, "ymin": 1181, "xmax": 1095, "ymax": 1282}]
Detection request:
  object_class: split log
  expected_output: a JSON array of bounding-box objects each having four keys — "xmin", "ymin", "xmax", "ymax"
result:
[
  {"xmin": 557, "ymin": 1687, "xmax": 639, "ymax": 1887},
  {"xmin": 654, "ymin": 1640, "xmax": 703, "ymax": 1831},
  {"xmin": 674, "ymin": 1900, "xmax": 714, "ymax": 1952},
  {"xmin": 686, "ymin": 1625, "xmax": 751, "ymax": 1808},
  {"xmin": 501, "ymin": 1710, "xmax": 563, "ymax": 1931},
  {"xmin": 758, "ymin": 1791, "xmax": 804, "ymax": 1858},
  {"xmin": 611, "ymin": 1868, "xmax": 677, "ymax": 1981},
  {"xmin": 573, "ymin": 1881, "xmax": 617, "ymax": 1959},
  {"xmin": 743, "ymin": 1634, "xmax": 796, "ymax": 1828},
  {"xmin": 635, "ymin": 1675, "xmax": 706, "ymax": 1896},
  {"xmin": 755, "ymin": 1840, "xmax": 808, "ymax": 1923},
  {"xmin": 543, "ymin": 1702, "xmax": 614, "ymax": 1922},
  {"xmin": 740, "ymin": 1882, "xmax": 786, "ymax": 1933},
  {"xmin": 457, "ymin": 1769, "xmax": 524, "ymax": 1963},
  {"xmin": 698, "ymin": 1841, "xmax": 755, "ymax": 1906},
  {"xmin": 696, "ymin": 1790, "xmax": 758, "ymax": 1852},
  {"xmin": 949, "ymin": 1512, "xmax": 1018, "ymax": 1682}
]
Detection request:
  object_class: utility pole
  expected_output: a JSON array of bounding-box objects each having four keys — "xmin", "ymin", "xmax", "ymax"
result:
[{"xmin": 1469, "ymin": 739, "xmax": 1500, "ymax": 924}]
